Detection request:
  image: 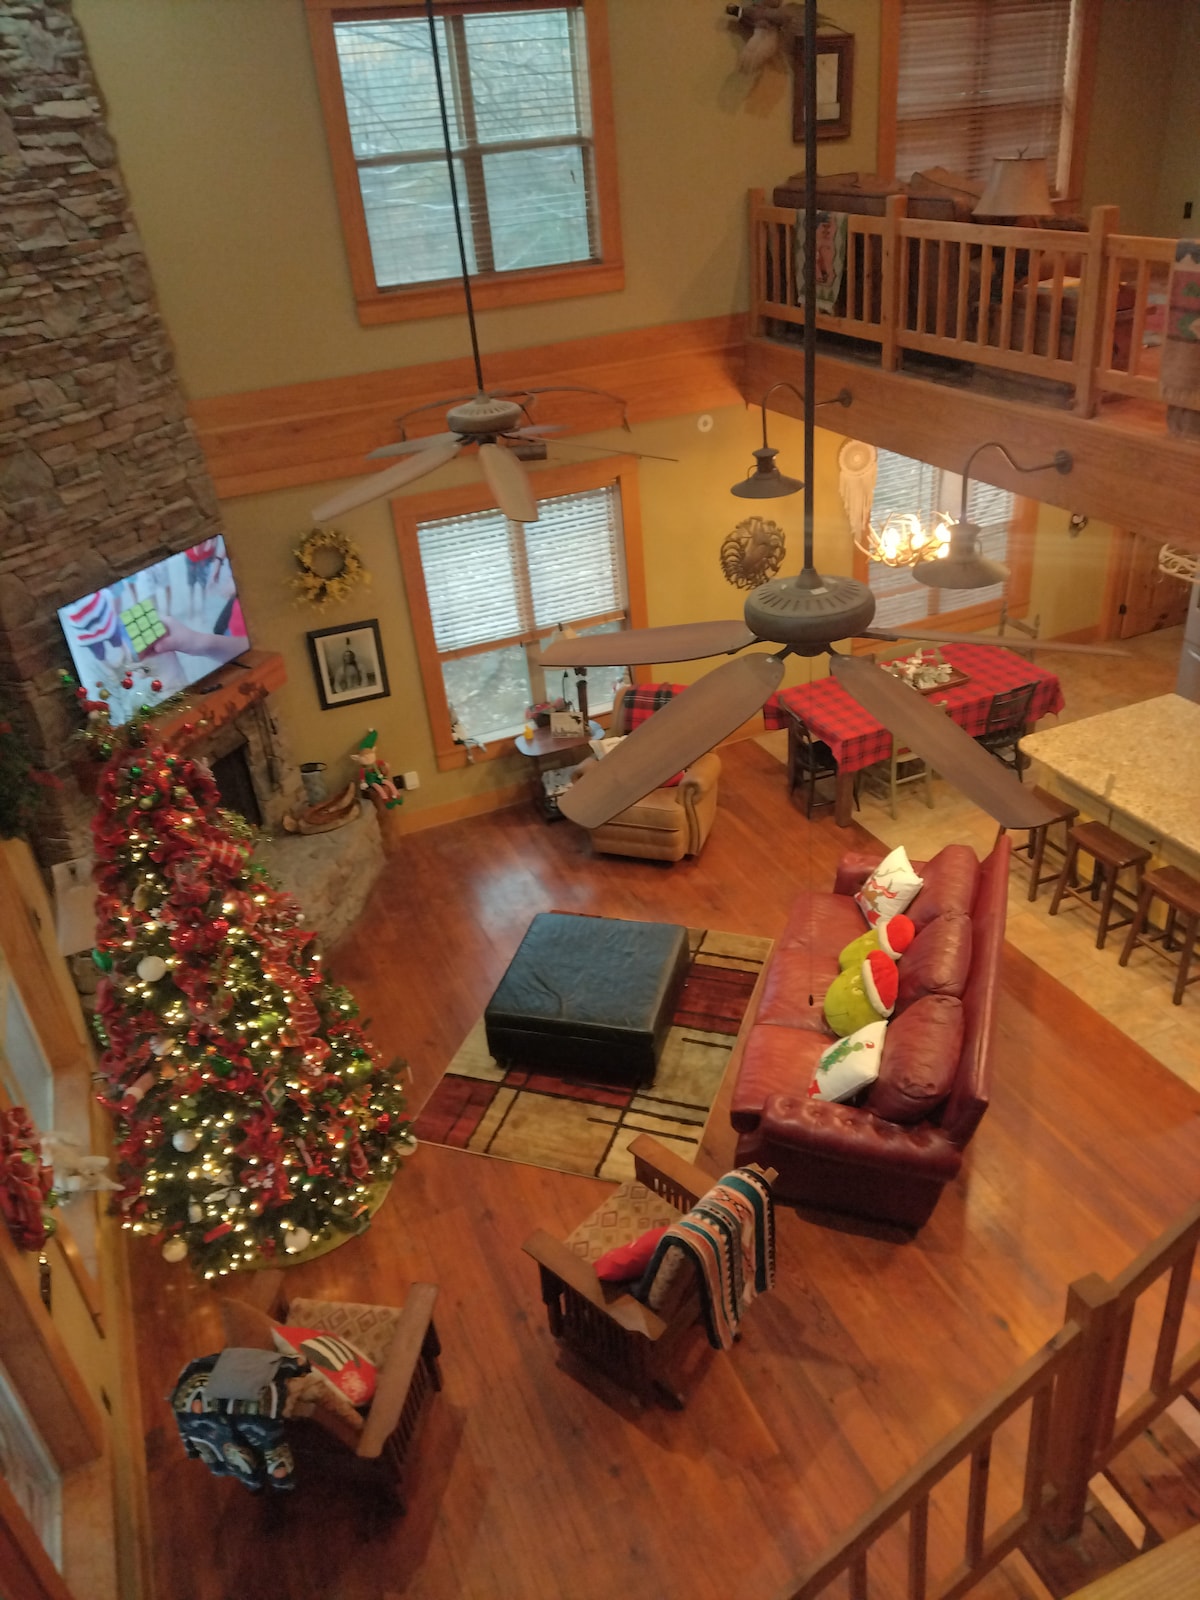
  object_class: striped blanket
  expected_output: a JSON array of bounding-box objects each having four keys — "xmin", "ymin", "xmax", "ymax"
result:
[{"xmin": 638, "ymin": 1168, "xmax": 775, "ymax": 1351}]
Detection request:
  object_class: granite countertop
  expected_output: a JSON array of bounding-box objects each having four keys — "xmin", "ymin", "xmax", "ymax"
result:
[{"xmin": 1020, "ymin": 694, "xmax": 1200, "ymax": 856}]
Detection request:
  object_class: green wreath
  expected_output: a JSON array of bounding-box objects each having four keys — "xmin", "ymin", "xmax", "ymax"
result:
[{"xmin": 290, "ymin": 526, "xmax": 370, "ymax": 609}]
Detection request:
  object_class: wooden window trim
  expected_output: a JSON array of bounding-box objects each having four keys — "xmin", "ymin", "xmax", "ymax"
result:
[
  {"xmin": 850, "ymin": 493, "xmax": 1037, "ymax": 652},
  {"xmin": 875, "ymin": 0, "xmax": 1100, "ymax": 203},
  {"xmin": 394, "ymin": 456, "xmax": 647, "ymax": 772},
  {"xmin": 305, "ymin": 0, "xmax": 624, "ymax": 326}
]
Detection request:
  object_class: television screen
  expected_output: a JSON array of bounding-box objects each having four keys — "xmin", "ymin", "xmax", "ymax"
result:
[{"xmin": 58, "ymin": 536, "xmax": 246, "ymax": 726}]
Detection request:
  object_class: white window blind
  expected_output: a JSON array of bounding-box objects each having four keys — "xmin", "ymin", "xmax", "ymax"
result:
[
  {"xmin": 332, "ymin": 4, "xmax": 598, "ymax": 290},
  {"xmin": 867, "ymin": 449, "xmax": 1013, "ymax": 626},
  {"xmin": 416, "ymin": 483, "xmax": 627, "ymax": 739},
  {"xmin": 895, "ymin": 0, "xmax": 1074, "ymax": 184}
]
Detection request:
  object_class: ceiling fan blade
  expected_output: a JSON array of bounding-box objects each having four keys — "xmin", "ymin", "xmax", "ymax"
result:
[
  {"xmin": 367, "ymin": 432, "xmax": 459, "ymax": 460},
  {"xmin": 829, "ymin": 653, "xmax": 1059, "ymax": 829},
  {"xmin": 478, "ymin": 442, "xmax": 538, "ymax": 522},
  {"xmin": 552, "ymin": 441, "xmax": 680, "ymax": 463},
  {"xmin": 860, "ymin": 629, "xmax": 1129, "ymax": 658},
  {"xmin": 312, "ymin": 440, "xmax": 461, "ymax": 521},
  {"xmin": 540, "ymin": 619, "xmax": 757, "ymax": 668},
  {"xmin": 510, "ymin": 424, "xmax": 565, "ymax": 438},
  {"xmin": 559, "ymin": 653, "xmax": 785, "ymax": 828}
]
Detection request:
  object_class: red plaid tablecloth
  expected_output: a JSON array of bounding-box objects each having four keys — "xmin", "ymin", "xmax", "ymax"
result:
[{"xmin": 762, "ymin": 644, "xmax": 1065, "ymax": 774}]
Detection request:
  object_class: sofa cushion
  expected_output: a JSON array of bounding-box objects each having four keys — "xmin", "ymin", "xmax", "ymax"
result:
[
  {"xmin": 757, "ymin": 947, "xmax": 843, "ymax": 1030},
  {"xmin": 867, "ymin": 995, "xmax": 964, "ymax": 1124},
  {"xmin": 908, "ymin": 844, "xmax": 980, "ymax": 930},
  {"xmin": 855, "ymin": 844, "xmax": 924, "ymax": 928},
  {"xmin": 730, "ymin": 1023, "xmax": 827, "ymax": 1131},
  {"xmin": 897, "ymin": 913, "xmax": 973, "ymax": 1008},
  {"xmin": 604, "ymin": 789, "xmax": 689, "ymax": 829},
  {"xmin": 811, "ymin": 1020, "xmax": 886, "ymax": 1103},
  {"xmin": 779, "ymin": 891, "xmax": 865, "ymax": 957}
]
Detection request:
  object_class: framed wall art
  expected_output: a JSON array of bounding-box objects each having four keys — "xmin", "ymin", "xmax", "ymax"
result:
[
  {"xmin": 307, "ymin": 619, "xmax": 390, "ymax": 710},
  {"xmin": 792, "ymin": 34, "xmax": 854, "ymax": 143}
]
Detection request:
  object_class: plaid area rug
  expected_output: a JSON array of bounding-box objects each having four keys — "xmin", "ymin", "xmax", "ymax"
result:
[{"xmin": 412, "ymin": 929, "xmax": 771, "ymax": 1183}]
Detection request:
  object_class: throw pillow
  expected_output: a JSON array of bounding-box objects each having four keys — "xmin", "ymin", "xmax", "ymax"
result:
[
  {"xmin": 896, "ymin": 913, "xmax": 973, "ymax": 1009},
  {"xmin": 838, "ymin": 912, "xmax": 915, "ymax": 971},
  {"xmin": 906, "ymin": 844, "xmax": 979, "ymax": 930},
  {"xmin": 855, "ymin": 845, "xmax": 924, "ymax": 929},
  {"xmin": 271, "ymin": 1324, "xmax": 377, "ymax": 1408},
  {"xmin": 809, "ymin": 1021, "xmax": 886, "ymax": 1103},
  {"xmin": 594, "ymin": 1224, "xmax": 670, "ymax": 1283},
  {"xmin": 867, "ymin": 994, "xmax": 964, "ymax": 1124},
  {"xmin": 823, "ymin": 949, "xmax": 898, "ymax": 1036}
]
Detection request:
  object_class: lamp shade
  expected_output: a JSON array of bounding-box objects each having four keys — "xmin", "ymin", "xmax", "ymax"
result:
[
  {"xmin": 913, "ymin": 521, "xmax": 1010, "ymax": 590},
  {"xmin": 731, "ymin": 446, "xmax": 804, "ymax": 499},
  {"xmin": 973, "ymin": 156, "xmax": 1055, "ymax": 219}
]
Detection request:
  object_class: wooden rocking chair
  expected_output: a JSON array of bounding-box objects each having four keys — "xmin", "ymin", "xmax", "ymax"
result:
[{"xmin": 522, "ymin": 1134, "xmax": 775, "ymax": 1409}]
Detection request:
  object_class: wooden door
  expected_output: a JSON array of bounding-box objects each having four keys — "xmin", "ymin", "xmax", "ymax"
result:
[{"xmin": 1117, "ymin": 531, "xmax": 1191, "ymax": 638}]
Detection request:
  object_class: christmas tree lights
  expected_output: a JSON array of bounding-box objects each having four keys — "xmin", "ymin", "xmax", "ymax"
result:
[{"xmin": 89, "ymin": 734, "xmax": 414, "ymax": 1276}]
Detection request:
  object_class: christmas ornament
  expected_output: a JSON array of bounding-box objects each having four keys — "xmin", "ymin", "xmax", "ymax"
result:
[
  {"xmin": 161, "ymin": 1236, "xmax": 188, "ymax": 1263},
  {"xmin": 188, "ymin": 1202, "xmax": 203, "ymax": 1223},
  {"xmin": 284, "ymin": 1226, "xmax": 312, "ymax": 1254},
  {"xmin": 171, "ymin": 1129, "xmax": 199, "ymax": 1152},
  {"xmin": 91, "ymin": 948, "xmax": 113, "ymax": 972},
  {"xmin": 151, "ymin": 679, "xmax": 163, "ymax": 693},
  {"xmin": 121, "ymin": 674, "xmax": 134, "ymax": 690},
  {"xmin": 137, "ymin": 955, "xmax": 168, "ymax": 983}
]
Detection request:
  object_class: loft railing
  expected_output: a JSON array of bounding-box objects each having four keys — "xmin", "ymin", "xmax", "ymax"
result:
[
  {"xmin": 749, "ymin": 191, "xmax": 1176, "ymax": 421},
  {"xmin": 774, "ymin": 1200, "xmax": 1200, "ymax": 1600}
]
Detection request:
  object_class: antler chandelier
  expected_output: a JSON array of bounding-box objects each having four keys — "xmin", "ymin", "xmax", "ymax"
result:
[
  {"xmin": 855, "ymin": 511, "xmax": 952, "ymax": 568},
  {"xmin": 1158, "ymin": 544, "xmax": 1200, "ymax": 585}
]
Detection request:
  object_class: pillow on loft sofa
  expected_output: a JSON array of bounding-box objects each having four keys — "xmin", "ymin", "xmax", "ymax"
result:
[
  {"xmin": 897, "ymin": 913, "xmax": 973, "ymax": 1009},
  {"xmin": 867, "ymin": 995, "xmax": 964, "ymax": 1124},
  {"xmin": 906, "ymin": 844, "xmax": 980, "ymax": 930}
]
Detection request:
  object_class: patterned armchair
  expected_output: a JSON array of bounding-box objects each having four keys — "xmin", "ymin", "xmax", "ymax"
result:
[
  {"xmin": 220, "ymin": 1272, "xmax": 441, "ymax": 1508},
  {"xmin": 582, "ymin": 684, "xmax": 721, "ymax": 861},
  {"xmin": 522, "ymin": 1134, "xmax": 774, "ymax": 1409}
]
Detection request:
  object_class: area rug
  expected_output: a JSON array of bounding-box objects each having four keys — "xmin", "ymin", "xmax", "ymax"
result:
[{"xmin": 412, "ymin": 928, "xmax": 771, "ymax": 1183}]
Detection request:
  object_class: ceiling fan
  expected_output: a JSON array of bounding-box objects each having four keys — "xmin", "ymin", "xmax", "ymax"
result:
[
  {"xmin": 311, "ymin": 1, "xmax": 639, "ymax": 528},
  {"xmin": 547, "ymin": 0, "xmax": 1121, "ymax": 836}
]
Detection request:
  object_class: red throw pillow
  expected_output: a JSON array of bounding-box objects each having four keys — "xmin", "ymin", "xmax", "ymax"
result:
[
  {"xmin": 594, "ymin": 1225, "xmax": 670, "ymax": 1282},
  {"xmin": 271, "ymin": 1324, "xmax": 377, "ymax": 1407}
]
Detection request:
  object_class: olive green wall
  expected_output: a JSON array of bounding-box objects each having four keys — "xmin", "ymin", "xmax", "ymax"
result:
[
  {"xmin": 220, "ymin": 405, "xmax": 855, "ymax": 813},
  {"xmin": 75, "ymin": 0, "xmax": 880, "ymax": 398},
  {"xmin": 1152, "ymin": 1, "xmax": 1200, "ymax": 238},
  {"xmin": 1027, "ymin": 503, "xmax": 1114, "ymax": 641}
]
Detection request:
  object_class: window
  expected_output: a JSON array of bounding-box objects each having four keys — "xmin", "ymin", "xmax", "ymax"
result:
[
  {"xmin": 307, "ymin": 0, "xmax": 623, "ymax": 323},
  {"xmin": 857, "ymin": 448, "xmax": 1033, "ymax": 634},
  {"xmin": 395, "ymin": 459, "xmax": 644, "ymax": 765},
  {"xmin": 889, "ymin": 0, "xmax": 1078, "ymax": 187}
]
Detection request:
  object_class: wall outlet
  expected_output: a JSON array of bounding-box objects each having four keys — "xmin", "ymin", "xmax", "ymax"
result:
[{"xmin": 401, "ymin": 770, "xmax": 420, "ymax": 791}]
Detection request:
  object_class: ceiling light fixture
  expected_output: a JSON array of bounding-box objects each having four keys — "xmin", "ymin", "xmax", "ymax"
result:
[
  {"xmin": 855, "ymin": 510, "xmax": 952, "ymax": 568},
  {"xmin": 913, "ymin": 442, "xmax": 1073, "ymax": 590},
  {"xmin": 731, "ymin": 381, "xmax": 852, "ymax": 499}
]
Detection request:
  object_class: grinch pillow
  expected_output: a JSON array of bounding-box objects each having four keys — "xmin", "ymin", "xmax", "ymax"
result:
[
  {"xmin": 823, "ymin": 948, "xmax": 898, "ymax": 1037},
  {"xmin": 838, "ymin": 913, "xmax": 915, "ymax": 972},
  {"xmin": 809, "ymin": 1021, "xmax": 886, "ymax": 1103},
  {"xmin": 855, "ymin": 845, "xmax": 924, "ymax": 929},
  {"xmin": 271, "ymin": 1324, "xmax": 377, "ymax": 1409}
]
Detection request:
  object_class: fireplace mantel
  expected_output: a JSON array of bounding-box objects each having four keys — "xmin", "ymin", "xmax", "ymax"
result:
[{"xmin": 157, "ymin": 649, "xmax": 288, "ymax": 748}]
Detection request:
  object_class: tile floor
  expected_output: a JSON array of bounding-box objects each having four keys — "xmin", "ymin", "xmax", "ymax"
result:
[{"xmin": 757, "ymin": 626, "xmax": 1200, "ymax": 1091}]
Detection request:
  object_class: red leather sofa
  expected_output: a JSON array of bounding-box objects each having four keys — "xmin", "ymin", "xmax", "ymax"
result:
[{"xmin": 730, "ymin": 838, "xmax": 1010, "ymax": 1230}]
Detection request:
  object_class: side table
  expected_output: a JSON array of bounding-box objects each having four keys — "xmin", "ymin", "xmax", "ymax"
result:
[{"xmin": 514, "ymin": 720, "xmax": 603, "ymax": 820}]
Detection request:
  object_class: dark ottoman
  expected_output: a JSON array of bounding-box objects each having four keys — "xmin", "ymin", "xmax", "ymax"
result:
[{"xmin": 484, "ymin": 913, "xmax": 691, "ymax": 1084}]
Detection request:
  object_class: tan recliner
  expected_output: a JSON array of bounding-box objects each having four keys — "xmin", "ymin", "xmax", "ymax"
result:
[{"xmin": 582, "ymin": 685, "xmax": 721, "ymax": 861}]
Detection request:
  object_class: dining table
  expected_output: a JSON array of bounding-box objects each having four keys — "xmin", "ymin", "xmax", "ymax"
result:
[{"xmin": 762, "ymin": 642, "xmax": 1066, "ymax": 826}]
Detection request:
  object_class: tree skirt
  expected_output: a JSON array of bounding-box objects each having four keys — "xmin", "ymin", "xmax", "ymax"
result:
[{"xmin": 412, "ymin": 929, "xmax": 771, "ymax": 1183}]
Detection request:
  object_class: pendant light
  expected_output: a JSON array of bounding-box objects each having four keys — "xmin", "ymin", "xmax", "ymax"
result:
[{"xmin": 914, "ymin": 443, "xmax": 1073, "ymax": 590}]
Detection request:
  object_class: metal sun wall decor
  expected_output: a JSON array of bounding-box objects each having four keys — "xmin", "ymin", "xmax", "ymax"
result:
[{"xmin": 720, "ymin": 516, "xmax": 787, "ymax": 589}]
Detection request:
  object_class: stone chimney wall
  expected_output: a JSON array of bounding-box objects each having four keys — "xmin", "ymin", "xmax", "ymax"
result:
[{"xmin": 0, "ymin": 0, "xmax": 225, "ymax": 863}]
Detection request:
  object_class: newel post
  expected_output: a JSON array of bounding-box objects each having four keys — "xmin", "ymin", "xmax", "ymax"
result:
[
  {"xmin": 1042, "ymin": 1271, "xmax": 1119, "ymax": 1538},
  {"xmin": 749, "ymin": 187, "xmax": 767, "ymax": 339},
  {"xmin": 1072, "ymin": 203, "xmax": 1119, "ymax": 418}
]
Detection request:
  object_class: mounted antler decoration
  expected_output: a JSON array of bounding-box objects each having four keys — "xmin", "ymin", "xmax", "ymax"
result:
[{"xmin": 721, "ymin": 517, "xmax": 786, "ymax": 589}]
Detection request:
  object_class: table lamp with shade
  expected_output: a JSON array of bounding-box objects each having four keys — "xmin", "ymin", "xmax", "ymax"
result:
[{"xmin": 973, "ymin": 155, "xmax": 1056, "ymax": 221}]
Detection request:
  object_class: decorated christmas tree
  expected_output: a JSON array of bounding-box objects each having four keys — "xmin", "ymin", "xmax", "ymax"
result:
[{"xmin": 90, "ymin": 737, "xmax": 414, "ymax": 1277}]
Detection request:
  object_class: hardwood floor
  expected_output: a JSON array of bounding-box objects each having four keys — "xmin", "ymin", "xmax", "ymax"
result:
[{"xmin": 129, "ymin": 740, "xmax": 1200, "ymax": 1600}]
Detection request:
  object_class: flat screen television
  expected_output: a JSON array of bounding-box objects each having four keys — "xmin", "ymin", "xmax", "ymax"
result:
[{"xmin": 58, "ymin": 536, "xmax": 246, "ymax": 726}]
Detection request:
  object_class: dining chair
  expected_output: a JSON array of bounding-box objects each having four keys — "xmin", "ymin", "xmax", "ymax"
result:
[
  {"xmin": 784, "ymin": 706, "xmax": 840, "ymax": 817},
  {"xmin": 976, "ymin": 683, "xmax": 1037, "ymax": 779},
  {"xmin": 856, "ymin": 700, "xmax": 950, "ymax": 820}
]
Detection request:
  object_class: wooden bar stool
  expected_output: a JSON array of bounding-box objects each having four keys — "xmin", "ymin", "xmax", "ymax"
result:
[
  {"xmin": 997, "ymin": 786, "xmax": 1079, "ymax": 902},
  {"xmin": 1048, "ymin": 822, "xmax": 1150, "ymax": 949},
  {"xmin": 1118, "ymin": 866, "xmax": 1200, "ymax": 1005}
]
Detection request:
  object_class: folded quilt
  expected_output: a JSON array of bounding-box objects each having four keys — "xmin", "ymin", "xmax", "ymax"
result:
[{"xmin": 639, "ymin": 1167, "xmax": 775, "ymax": 1350}]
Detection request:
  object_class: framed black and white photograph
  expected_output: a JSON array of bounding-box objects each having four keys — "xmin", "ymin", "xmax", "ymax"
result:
[
  {"xmin": 792, "ymin": 34, "xmax": 854, "ymax": 143},
  {"xmin": 307, "ymin": 619, "xmax": 390, "ymax": 710}
]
